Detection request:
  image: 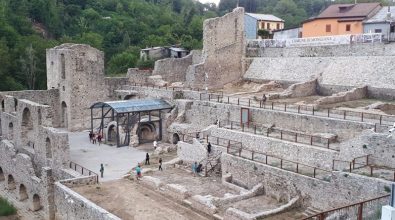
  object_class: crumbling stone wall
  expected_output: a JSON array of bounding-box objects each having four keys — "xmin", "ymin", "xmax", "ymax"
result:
[
  {"xmin": 222, "ymin": 153, "xmax": 390, "ymax": 210},
  {"xmin": 153, "ymin": 52, "xmax": 194, "ymax": 83},
  {"xmin": 46, "ymin": 44, "xmax": 107, "ymax": 131},
  {"xmin": 54, "ymin": 179, "xmax": 120, "ymax": 220},
  {"xmin": 104, "ymin": 77, "xmax": 129, "ymax": 99},
  {"xmin": 127, "ymin": 68, "xmax": 152, "ymax": 84},
  {"xmin": 314, "ymin": 86, "xmax": 368, "ymax": 107},
  {"xmin": 270, "ymin": 79, "xmax": 318, "ymax": 99}
]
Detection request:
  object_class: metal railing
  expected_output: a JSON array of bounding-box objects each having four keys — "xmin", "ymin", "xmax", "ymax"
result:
[
  {"xmin": 227, "ymin": 145, "xmax": 332, "ymax": 182},
  {"xmin": 302, "ymin": 194, "xmax": 390, "ymax": 220},
  {"xmin": 220, "ymin": 120, "xmax": 335, "ymax": 150},
  {"xmin": 130, "ymin": 83, "xmax": 395, "ymax": 127},
  {"xmin": 69, "ymin": 161, "xmax": 99, "ymax": 183},
  {"xmin": 181, "ymin": 132, "xmax": 242, "ymax": 149}
]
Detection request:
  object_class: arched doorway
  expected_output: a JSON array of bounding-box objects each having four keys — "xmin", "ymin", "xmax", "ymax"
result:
[
  {"xmin": 32, "ymin": 194, "xmax": 41, "ymax": 211},
  {"xmin": 22, "ymin": 108, "xmax": 34, "ymax": 147},
  {"xmin": 46, "ymin": 137, "xmax": 52, "ymax": 159},
  {"xmin": 107, "ymin": 125, "xmax": 117, "ymax": 142},
  {"xmin": 19, "ymin": 184, "xmax": 28, "ymax": 201},
  {"xmin": 172, "ymin": 133, "xmax": 180, "ymax": 144},
  {"xmin": 7, "ymin": 174, "xmax": 15, "ymax": 190},
  {"xmin": 61, "ymin": 102, "xmax": 68, "ymax": 128},
  {"xmin": 124, "ymin": 94, "xmax": 136, "ymax": 100},
  {"xmin": 0, "ymin": 167, "xmax": 4, "ymax": 181},
  {"xmin": 8, "ymin": 122, "xmax": 13, "ymax": 140},
  {"xmin": 138, "ymin": 123, "xmax": 157, "ymax": 143}
]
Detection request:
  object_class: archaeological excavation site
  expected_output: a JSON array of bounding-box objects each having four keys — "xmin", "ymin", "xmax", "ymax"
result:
[{"xmin": 1, "ymin": 7, "xmax": 395, "ymax": 220}]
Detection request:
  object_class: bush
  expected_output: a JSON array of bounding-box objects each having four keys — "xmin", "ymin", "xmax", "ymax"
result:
[
  {"xmin": 0, "ymin": 197, "xmax": 17, "ymax": 216},
  {"xmin": 136, "ymin": 59, "xmax": 155, "ymax": 69}
]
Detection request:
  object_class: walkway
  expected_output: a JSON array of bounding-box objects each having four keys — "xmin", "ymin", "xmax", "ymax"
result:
[{"xmin": 68, "ymin": 132, "xmax": 146, "ymax": 182}]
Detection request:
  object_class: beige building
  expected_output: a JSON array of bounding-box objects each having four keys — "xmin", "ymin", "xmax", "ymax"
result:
[{"xmin": 245, "ymin": 13, "xmax": 284, "ymax": 39}]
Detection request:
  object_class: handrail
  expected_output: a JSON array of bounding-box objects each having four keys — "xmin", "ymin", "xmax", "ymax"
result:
[
  {"xmin": 227, "ymin": 145, "xmax": 332, "ymax": 181},
  {"xmin": 69, "ymin": 161, "xmax": 99, "ymax": 183},
  {"xmin": 129, "ymin": 83, "xmax": 395, "ymax": 126},
  {"xmin": 302, "ymin": 194, "xmax": 390, "ymax": 220},
  {"xmin": 220, "ymin": 120, "xmax": 335, "ymax": 150}
]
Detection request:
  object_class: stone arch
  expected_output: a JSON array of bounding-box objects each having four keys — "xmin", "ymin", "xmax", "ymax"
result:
[
  {"xmin": 0, "ymin": 167, "xmax": 4, "ymax": 181},
  {"xmin": 172, "ymin": 133, "xmax": 180, "ymax": 144},
  {"xmin": 22, "ymin": 107, "xmax": 34, "ymax": 147},
  {"xmin": 107, "ymin": 124, "xmax": 117, "ymax": 143},
  {"xmin": 19, "ymin": 184, "xmax": 28, "ymax": 201},
  {"xmin": 8, "ymin": 122, "xmax": 14, "ymax": 140},
  {"xmin": 46, "ymin": 137, "xmax": 52, "ymax": 159},
  {"xmin": 7, "ymin": 174, "xmax": 16, "ymax": 190},
  {"xmin": 138, "ymin": 122, "xmax": 157, "ymax": 143},
  {"xmin": 32, "ymin": 194, "xmax": 42, "ymax": 211},
  {"xmin": 61, "ymin": 102, "xmax": 68, "ymax": 128}
]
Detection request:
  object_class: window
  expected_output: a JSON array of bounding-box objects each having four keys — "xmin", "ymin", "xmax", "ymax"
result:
[
  {"xmin": 326, "ymin": 24, "xmax": 331, "ymax": 32},
  {"xmin": 346, "ymin": 24, "xmax": 351, "ymax": 32},
  {"xmin": 390, "ymin": 26, "xmax": 395, "ymax": 33},
  {"xmin": 276, "ymin": 23, "xmax": 280, "ymax": 29},
  {"xmin": 375, "ymin": 29, "xmax": 382, "ymax": 33},
  {"xmin": 267, "ymin": 23, "xmax": 270, "ymax": 30},
  {"xmin": 261, "ymin": 22, "xmax": 265, "ymax": 29},
  {"xmin": 60, "ymin": 54, "xmax": 65, "ymax": 79}
]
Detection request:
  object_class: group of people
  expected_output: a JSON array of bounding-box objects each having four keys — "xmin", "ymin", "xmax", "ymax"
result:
[
  {"xmin": 134, "ymin": 153, "xmax": 163, "ymax": 180},
  {"xmin": 192, "ymin": 162, "xmax": 203, "ymax": 176},
  {"xmin": 89, "ymin": 131, "xmax": 103, "ymax": 145}
]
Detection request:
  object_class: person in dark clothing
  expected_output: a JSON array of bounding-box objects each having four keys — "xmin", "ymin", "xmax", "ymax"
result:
[
  {"xmin": 158, "ymin": 158, "xmax": 163, "ymax": 171},
  {"xmin": 97, "ymin": 134, "xmax": 102, "ymax": 146},
  {"xmin": 145, "ymin": 153, "xmax": 150, "ymax": 165},
  {"xmin": 89, "ymin": 132, "xmax": 93, "ymax": 143},
  {"xmin": 207, "ymin": 142, "xmax": 212, "ymax": 154},
  {"xmin": 100, "ymin": 164, "xmax": 104, "ymax": 178},
  {"xmin": 262, "ymin": 94, "xmax": 267, "ymax": 103},
  {"xmin": 196, "ymin": 163, "xmax": 203, "ymax": 173}
]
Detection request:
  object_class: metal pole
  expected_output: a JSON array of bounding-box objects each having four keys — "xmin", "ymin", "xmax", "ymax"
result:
[{"xmin": 116, "ymin": 114, "xmax": 120, "ymax": 147}]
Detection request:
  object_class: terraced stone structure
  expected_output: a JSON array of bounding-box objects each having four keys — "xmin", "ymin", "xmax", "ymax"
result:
[{"xmin": 1, "ymin": 7, "xmax": 395, "ymax": 220}]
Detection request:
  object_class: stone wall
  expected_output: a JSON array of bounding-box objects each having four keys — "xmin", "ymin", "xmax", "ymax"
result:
[
  {"xmin": 247, "ymin": 42, "xmax": 395, "ymax": 58},
  {"xmin": 54, "ymin": 179, "xmax": 120, "ymax": 220},
  {"xmin": 104, "ymin": 77, "xmax": 129, "ymax": 99},
  {"xmin": 127, "ymin": 68, "xmax": 152, "ymax": 84},
  {"xmin": 314, "ymin": 86, "xmax": 367, "ymax": 107},
  {"xmin": 46, "ymin": 44, "xmax": 107, "ymax": 131},
  {"xmin": 153, "ymin": 52, "xmax": 193, "ymax": 83},
  {"xmin": 270, "ymin": 79, "xmax": 318, "ymax": 99},
  {"xmin": 177, "ymin": 139, "xmax": 207, "ymax": 163},
  {"xmin": 222, "ymin": 153, "xmax": 390, "ymax": 210},
  {"xmin": 211, "ymin": 128, "xmax": 338, "ymax": 169},
  {"xmin": 188, "ymin": 7, "xmax": 245, "ymax": 89}
]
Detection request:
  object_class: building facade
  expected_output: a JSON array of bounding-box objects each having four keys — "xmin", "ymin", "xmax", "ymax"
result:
[
  {"xmin": 244, "ymin": 13, "xmax": 284, "ymax": 39},
  {"xmin": 364, "ymin": 7, "xmax": 395, "ymax": 41},
  {"xmin": 302, "ymin": 3, "xmax": 381, "ymax": 38}
]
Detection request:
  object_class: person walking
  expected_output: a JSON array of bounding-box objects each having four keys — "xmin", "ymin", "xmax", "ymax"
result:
[
  {"xmin": 89, "ymin": 132, "xmax": 93, "ymax": 143},
  {"xmin": 135, "ymin": 164, "xmax": 142, "ymax": 180},
  {"xmin": 158, "ymin": 158, "xmax": 163, "ymax": 171},
  {"xmin": 145, "ymin": 153, "xmax": 150, "ymax": 165},
  {"xmin": 92, "ymin": 133, "xmax": 96, "ymax": 144},
  {"xmin": 262, "ymin": 94, "xmax": 267, "ymax": 103},
  {"xmin": 100, "ymin": 164, "xmax": 104, "ymax": 178},
  {"xmin": 192, "ymin": 162, "xmax": 197, "ymax": 176},
  {"xmin": 97, "ymin": 133, "xmax": 102, "ymax": 146},
  {"xmin": 153, "ymin": 140, "xmax": 157, "ymax": 149},
  {"xmin": 207, "ymin": 142, "xmax": 212, "ymax": 155}
]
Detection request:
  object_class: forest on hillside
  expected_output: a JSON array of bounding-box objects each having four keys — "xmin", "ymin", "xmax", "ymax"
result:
[{"xmin": 0, "ymin": 0, "xmax": 389, "ymax": 91}]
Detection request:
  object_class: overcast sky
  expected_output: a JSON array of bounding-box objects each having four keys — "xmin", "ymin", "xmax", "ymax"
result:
[{"xmin": 198, "ymin": 0, "xmax": 220, "ymax": 5}]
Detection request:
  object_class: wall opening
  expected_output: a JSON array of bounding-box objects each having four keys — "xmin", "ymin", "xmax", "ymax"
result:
[
  {"xmin": 22, "ymin": 107, "xmax": 34, "ymax": 147},
  {"xmin": 61, "ymin": 102, "xmax": 68, "ymax": 128},
  {"xmin": 7, "ymin": 174, "xmax": 15, "ymax": 190},
  {"xmin": 8, "ymin": 122, "xmax": 13, "ymax": 140},
  {"xmin": 172, "ymin": 133, "xmax": 180, "ymax": 144},
  {"xmin": 32, "ymin": 194, "xmax": 42, "ymax": 211},
  {"xmin": 14, "ymin": 98, "xmax": 18, "ymax": 112},
  {"xmin": 0, "ymin": 167, "xmax": 4, "ymax": 181},
  {"xmin": 61, "ymin": 53, "xmax": 65, "ymax": 79},
  {"xmin": 19, "ymin": 184, "xmax": 28, "ymax": 201},
  {"xmin": 1, "ymin": 99, "xmax": 4, "ymax": 112},
  {"xmin": 124, "ymin": 94, "xmax": 137, "ymax": 100},
  {"xmin": 138, "ymin": 122, "xmax": 157, "ymax": 143},
  {"xmin": 107, "ymin": 124, "xmax": 117, "ymax": 143},
  {"xmin": 46, "ymin": 137, "xmax": 52, "ymax": 159}
]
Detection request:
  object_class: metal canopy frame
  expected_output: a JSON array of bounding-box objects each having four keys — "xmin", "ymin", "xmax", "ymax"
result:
[{"xmin": 90, "ymin": 99, "xmax": 173, "ymax": 147}]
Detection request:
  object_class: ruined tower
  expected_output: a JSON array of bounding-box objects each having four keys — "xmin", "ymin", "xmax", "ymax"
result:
[{"xmin": 46, "ymin": 44, "xmax": 107, "ymax": 131}]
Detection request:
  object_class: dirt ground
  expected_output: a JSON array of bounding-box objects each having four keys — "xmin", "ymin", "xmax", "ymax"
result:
[{"xmin": 72, "ymin": 179, "xmax": 210, "ymax": 220}]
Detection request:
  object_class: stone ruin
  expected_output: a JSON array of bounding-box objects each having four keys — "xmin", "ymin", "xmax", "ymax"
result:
[{"xmin": 0, "ymin": 7, "xmax": 395, "ymax": 220}]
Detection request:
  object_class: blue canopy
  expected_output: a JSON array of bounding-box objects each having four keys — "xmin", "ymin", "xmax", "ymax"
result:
[{"xmin": 90, "ymin": 99, "xmax": 173, "ymax": 113}]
